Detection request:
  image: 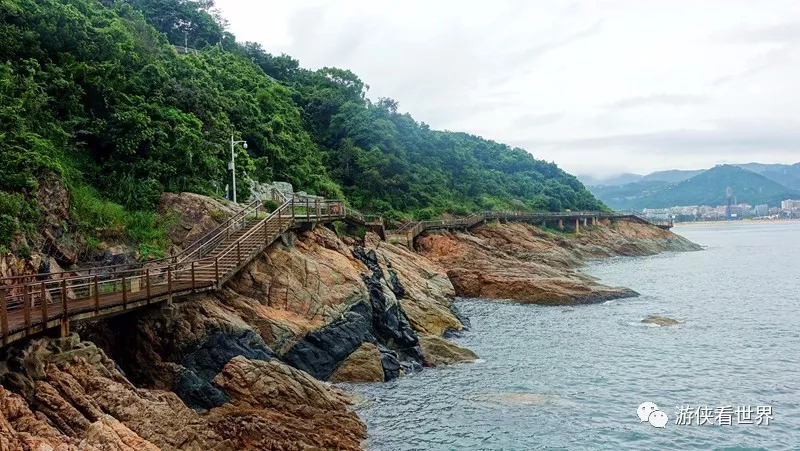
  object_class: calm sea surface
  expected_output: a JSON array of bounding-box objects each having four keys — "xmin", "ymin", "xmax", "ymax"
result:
[{"xmin": 346, "ymin": 221, "xmax": 800, "ymax": 450}]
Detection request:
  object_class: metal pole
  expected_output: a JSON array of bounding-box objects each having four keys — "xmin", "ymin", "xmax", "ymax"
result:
[{"xmin": 230, "ymin": 135, "xmax": 237, "ymax": 203}]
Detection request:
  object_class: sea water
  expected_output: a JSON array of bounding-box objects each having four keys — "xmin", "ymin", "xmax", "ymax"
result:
[{"xmin": 347, "ymin": 221, "xmax": 800, "ymax": 450}]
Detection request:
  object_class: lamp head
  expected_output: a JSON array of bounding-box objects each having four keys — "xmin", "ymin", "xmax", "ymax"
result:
[{"xmin": 243, "ymin": 141, "xmax": 248, "ymax": 149}]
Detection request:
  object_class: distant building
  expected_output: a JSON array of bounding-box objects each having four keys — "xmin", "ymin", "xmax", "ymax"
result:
[
  {"xmin": 781, "ymin": 199, "xmax": 800, "ymax": 210},
  {"xmin": 755, "ymin": 204, "xmax": 769, "ymax": 217}
]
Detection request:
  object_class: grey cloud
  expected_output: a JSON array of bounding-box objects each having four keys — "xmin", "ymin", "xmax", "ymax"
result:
[
  {"xmin": 521, "ymin": 120, "xmax": 800, "ymax": 155},
  {"xmin": 713, "ymin": 43, "xmax": 796, "ymax": 85},
  {"xmin": 604, "ymin": 94, "xmax": 709, "ymax": 109},
  {"xmin": 511, "ymin": 112, "xmax": 563, "ymax": 128},
  {"xmin": 507, "ymin": 20, "xmax": 604, "ymax": 65},
  {"xmin": 717, "ymin": 22, "xmax": 800, "ymax": 44}
]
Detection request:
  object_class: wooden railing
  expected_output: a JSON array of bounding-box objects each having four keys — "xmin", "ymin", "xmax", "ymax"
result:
[
  {"xmin": 0, "ymin": 197, "xmax": 347, "ymax": 346},
  {"xmin": 386, "ymin": 210, "xmax": 669, "ymax": 247}
]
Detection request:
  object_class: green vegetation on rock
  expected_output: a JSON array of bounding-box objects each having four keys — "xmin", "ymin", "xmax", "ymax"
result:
[{"xmin": 0, "ymin": 0, "xmax": 602, "ymax": 254}]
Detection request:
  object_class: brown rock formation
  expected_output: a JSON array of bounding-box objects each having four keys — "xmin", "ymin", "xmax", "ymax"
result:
[
  {"xmin": 330, "ymin": 343, "xmax": 385, "ymax": 383},
  {"xmin": 418, "ymin": 335, "xmax": 478, "ymax": 367},
  {"xmin": 158, "ymin": 192, "xmax": 239, "ymax": 253},
  {"xmin": 417, "ymin": 219, "xmax": 699, "ymax": 305},
  {"xmin": 0, "ymin": 335, "xmax": 366, "ymax": 450},
  {"xmin": 367, "ymin": 237, "xmax": 462, "ymax": 336}
]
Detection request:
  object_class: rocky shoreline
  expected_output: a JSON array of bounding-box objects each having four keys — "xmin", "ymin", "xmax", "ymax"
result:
[{"xmin": 0, "ymin": 195, "xmax": 700, "ymax": 450}]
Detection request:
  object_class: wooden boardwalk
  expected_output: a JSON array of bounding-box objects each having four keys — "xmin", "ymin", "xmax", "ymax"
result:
[
  {"xmin": 386, "ymin": 209, "xmax": 672, "ymax": 249},
  {"xmin": 0, "ymin": 191, "xmax": 668, "ymax": 347}
]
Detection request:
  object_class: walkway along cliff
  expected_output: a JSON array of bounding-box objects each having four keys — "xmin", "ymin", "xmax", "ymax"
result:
[
  {"xmin": 0, "ymin": 191, "xmax": 668, "ymax": 348},
  {"xmin": 0, "ymin": 191, "xmax": 700, "ymax": 449}
]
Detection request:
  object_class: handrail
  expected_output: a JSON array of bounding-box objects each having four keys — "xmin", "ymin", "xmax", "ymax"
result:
[
  {"xmin": 177, "ymin": 198, "xmax": 262, "ymax": 262},
  {"xmin": 0, "ymin": 199, "xmax": 262, "ymax": 284},
  {"xmin": 386, "ymin": 209, "xmax": 670, "ymax": 246}
]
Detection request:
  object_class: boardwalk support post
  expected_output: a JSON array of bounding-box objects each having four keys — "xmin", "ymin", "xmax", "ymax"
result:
[
  {"xmin": 145, "ymin": 269, "xmax": 151, "ymax": 304},
  {"xmin": 191, "ymin": 262, "xmax": 196, "ymax": 292},
  {"xmin": 167, "ymin": 266, "xmax": 173, "ymax": 305},
  {"xmin": 41, "ymin": 282, "xmax": 48, "ymax": 325},
  {"xmin": 0, "ymin": 287, "xmax": 8, "ymax": 346},
  {"xmin": 60, "ymin": 279, "xmax": 69, "ymax": 337},
  {"xmin": 215, "ymin": 258, "xmax": 220, "ymax": 288},
  {"xmin": 23, "ymin": 284, "xmax": 31, "ymax": 334},
  {"xmin": 122, "ymin": 275, "xmax": 128, "ymax": 309},
  {"xmin": 94, "ymin": 276, "xmax": 100, "ymax": 313}
]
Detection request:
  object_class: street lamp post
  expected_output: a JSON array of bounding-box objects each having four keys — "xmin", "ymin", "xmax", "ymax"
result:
[{"xmin": 229, "ymin": 135, "xmax": 247, "ymax": 203}]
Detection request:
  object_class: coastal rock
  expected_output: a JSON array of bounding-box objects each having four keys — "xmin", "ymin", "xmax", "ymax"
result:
[
  {"xmin": 211, "ymin": 356, "xmax": 366, "ymax": 450},
  {"xmin": 331, "ymin": 343, "xmax": 385, "ymax": 383},
  {"xmin": 226, "ymin": 226, "xmax": 369, "ymax": 351},
  {"xmin": 157, "ymin": 192, "xmax": 238, "ymax": 252},
  {"xmin": 367, "ymin": 239, "xmax": 463, "ymax": 336},
  {"xmin": 214, "ymin": 356, "xmax": 353, "ymax": 411},
  {"xmin": 0, "ymin": 336, "xmax": 366, "ymax": 450},
  {"xmin": 281, "ymin": 301, "xmax": 376, "ymax": 381},
  {"xmin": 419, "ymin": 335, "xmax": 479, "ymax": 366},
  {"xmin": 415, "ymin": 220, "xmax": 694, "ymax": 305},
  {"xmin": 641, "ymin": 315, "xmax": 682, "ymax": 326}
]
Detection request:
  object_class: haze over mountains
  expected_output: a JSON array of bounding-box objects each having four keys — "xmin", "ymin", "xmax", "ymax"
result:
[{"xmin": 582, "ymin": 163, "xmax": 800, "ymax": 210}]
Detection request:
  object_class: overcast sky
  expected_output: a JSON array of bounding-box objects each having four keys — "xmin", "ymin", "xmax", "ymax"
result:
[{"xmin": 215, "ymin": 0, "xmax": 800, "ymax": 178}]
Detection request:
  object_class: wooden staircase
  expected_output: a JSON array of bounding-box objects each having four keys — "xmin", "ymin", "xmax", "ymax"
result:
[{"xmin": 0, "ymin": 197, "xmax": 346, "ymax": 346}]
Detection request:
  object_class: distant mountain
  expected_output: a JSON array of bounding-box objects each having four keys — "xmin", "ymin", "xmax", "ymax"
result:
[
  {"xmin": 584, "ymin": 163, "xmax": 799, "ymax": 189},
  {"xmin": 589, "ymin": 165, "xmax": 800, "ymax": 210},
  {"xmin": 738, "ymin": 162, "xmax": 800, "ymax": 191},
  {"xmin": 640, "ymin": 169, "xmax": 704, "ymax": 184},
  {"xmin": 587, "ymin": 181, "xmax": 670, "ymax": 209}
]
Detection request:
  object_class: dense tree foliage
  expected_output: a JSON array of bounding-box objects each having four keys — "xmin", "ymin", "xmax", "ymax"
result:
[{"xmin": 0, "ymin": 0, "xmax": 603, "ymax": 252}]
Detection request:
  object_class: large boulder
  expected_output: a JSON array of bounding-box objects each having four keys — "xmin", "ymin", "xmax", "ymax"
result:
[
  {"xmin": 157, "ymin": 192, "xmax": 239, "ymax": 252},
  {"xmin": 419, "ymin": 335, "xmax": 478, "ymax": 366},
  {"xmin": 330, "ymin": 343, "xmax": 385, "ymax": 383}
]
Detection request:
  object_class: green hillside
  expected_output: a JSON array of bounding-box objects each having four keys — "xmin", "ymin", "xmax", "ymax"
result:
[
  {"xmin": 739, "ymin": 163, "xmax": 800, "ymax": 191},
  {"xmin": 640, "ymin": 169, "xmax": 704, "ymax": 184},
  {"xmin": 587, "ymin": 181, "xmax": 670, "ymax": 210},
  {"xmin": 593, "ymin": 165, "xmax": 800, "ymax": 210},
  {"xmin": 0, "ymin": 0, "xmax": 602, "ymax": 255}
]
